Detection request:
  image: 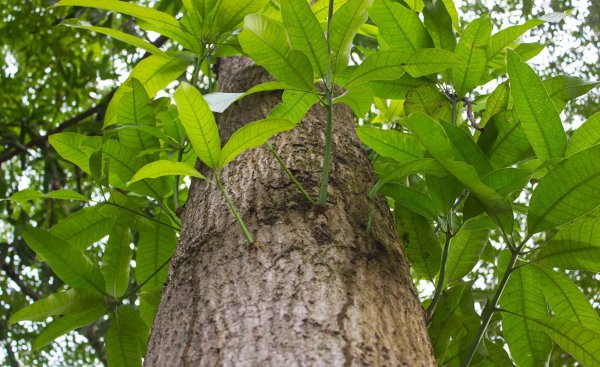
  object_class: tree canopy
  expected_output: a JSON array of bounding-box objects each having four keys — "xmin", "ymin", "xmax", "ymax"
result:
[{"xmin": 1, "ymin": 0, "xmax": 598, "ymax": 366}]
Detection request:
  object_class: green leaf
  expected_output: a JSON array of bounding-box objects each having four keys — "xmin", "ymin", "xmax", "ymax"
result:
[
  {"xmin": 404, "ymin": 85, "xmax": 452, "ymax": 122},
  {"xmin": 372, "ymin": 159, "xmax": 447, "ymax": 195},
  {"xmin": 49, "ymin": 133, "xmax": 102, "ymax": 174},
  {"xmin": 60, "ymin": 19, "xmax": 164, "ymax": 55},
  {"xmin": 105, "ymin": 53, "xmax": 191, "ymax": 128},
  {"xmin": 528, "ymin": 144, "xmax": 600, "ymax": 233},
  {"xmin": 174, "ymin": 82, "xmax": 221, "ymax": 168},
  {"xmin": 406, "ymin": 113, "xmax": 512, "ymax": 230},
  {"xmin": 103, "ymin": 140, "xmax": 168, "ymax": 198},
  {"xmin": 135, "ymin": 214, "xmax": 176, "ymax": 290},
  {"xmin": 394, "ymin": 204, "xmax": 441, "ymax": 281},
  {"xmin": 536, "ymin": 219, "xmax": 600, "ymax": 272},
  {"xmin": 370, "ymin": 0, "xmax": 432, "ymax": 52},
  {"xmin": 130, "ymin": 160, "xmax": 206, "ymax": 183},
  {"xmin": 55, "ymin": 0, "xmax": 198, "ymax": 50},
  {"xmin": 487, "ymin": 19, "xmax": 543, "ymax": 64},
  {"xmin": 446, "ymin": 217, "xmax": 492, "ymax": 281},
  {"xmin": 268, "ymin": 90, "xmax": 320, "ymax": 123},
  {"xmin": 452, "ymin": 16, "xmax": 492, "ymax": 97},
  {"xmin": 4, "ymin": 189, "xmax": 44, "ymax": 203},
  {"xmin": 101, "ymin": 224, "xmax": 132, "ymax": 298},
  {"xmin": 429, "ymin": 283, "xmax": 480, "ymax": 363},
  {"xmin": 117, "ymin": 78, "xmax": 158, "ymax": 151},
  {"xmin": 338, "ymin": 49, "xmax": 464, "ymax": 87},
  {"xmin": 423, "ymin": 0, "xmax": 457, "ymax": 51},
  {"xmin": 365, "ymin": 74, "xmax": 431, "ymax": 99},
  {"xmin": 281, "ymin": 0, "xmax": 329, "ymax": 79},
  {"xmin": 566, "ymin": 111, "xmax": 600, "ymax": 156},
  {"xmin": 106, "ymin": 306, "xmax": 149, "ymax": 367},
  {"xmin": 356, "ymin": 126, "xmax": 423, "ymax": 163},
  {"xmin": 500, "ymin": 266, "xmax": 552, "ymax": 367},
  {"xmin": 544, "ymin": 75, "xmax": 599, "ymax": 113},
  {"xmin": 23, "ymin": 228, "xmax": 105, "ymax": 292},
  {"xmin": 51, "ymin": 205, "xmax": 113, "ymax": 250},
  {"xmin": 334, "ymin": 86, "xmax": 374, "ymax": 117},
  {"xmin": 477, "ymin": 112, "xmax": 534, "ymax": 169},
  {"xmin": 216, "ymin": 0, "xmax": 270, "ymax": 34},
  {"xmin": 480, "ymin": 168, "xmax": 532, "ymax": 197},
  {"xmin": 45, "ymin": 189, "xmax": 89, "ymax": 201},
  {"xmin": 329, "ymin": 0, "xmax": 372, "ymax": 74},
  {"xmin": 441, "ymin": 122, "xmax": 493, "ymax": 176},
  {"xmin": 381, "ymin": 183, "xmax": 438, "ymax": 220},
  {"xmin": 33, "ymin": 306, "xmax": 106, "ymax": 350},
  {"xmin": 239, "ymin": 14, "xmax": 313, "ymax": 90},
  {"xmin": 441, "ymin": 0, "xmax": 459, "ymax": 30},
  {"xmin": 531, "ymin": 317, "xmax": 600, "ymax": 367},
  {"xmin": 531, "ymin": 265, "xmax": 600, "ymax": 329},
  {"xmin": 337, "ymin": 51, "xmax": 405, "ymax": 87},
  {"xmin": 480, "ymin": 81, "xmax": 510, "ymax": 128},
  {"xmin": 507, "ymin": 50, "xmax": 567, "ymax": 161},
  {"xmin": 3, "ymin": 189, "xmax": 89, "ymax": 203},
  {"xmin": 10, "ymin": 288, "xmax": 104, "ymax": 324},
  {"xmin": 139, "ymin": 286, "xmax": 162, "ymax": 327},
  {"xmin": 220, "ymin": 118, "xmax": 296, "ymax": 167}
]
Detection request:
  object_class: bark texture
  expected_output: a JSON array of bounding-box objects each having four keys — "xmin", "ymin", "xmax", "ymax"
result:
[{"xmin": 145, "ymin": 57, "xmax": 435, "ymax": 366}]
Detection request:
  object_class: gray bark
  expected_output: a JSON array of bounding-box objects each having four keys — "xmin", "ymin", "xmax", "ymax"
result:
[{"xmin": 145, "ymin": 57, "xmax": 436, "ymax": 366}]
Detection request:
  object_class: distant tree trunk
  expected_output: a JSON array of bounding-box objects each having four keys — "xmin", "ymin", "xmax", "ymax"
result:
[{"xmin": 145, "ymin": 57, "xmax": 435, "ymax": 366}]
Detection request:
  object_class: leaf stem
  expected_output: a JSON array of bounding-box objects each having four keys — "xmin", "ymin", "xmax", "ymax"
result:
[
  {"xmin": 103, "ymin": 202, "xmax": 180, "ymax": 231},
  {"xmin": 266, "ymin": 142, "xmax": 314, "ymax": 204},
  {"xmin": 191, "ymin": 55, "xmax": 202, "ymax": 87},
  {"xmin": 121, "ymin": 255, "xmax": 172, "ymax": 300},
  {"xmin": 460, "ymin": 249, "xmax": 520, "ymax": 367},
  {"xmin": 215, "ymin": 175, "xmax": 254, "ymax": 244},
  {"xmin": 157, "ymin": 199, "xmax": 182, "ymax": 228},
  {"xmin": 427, "ymin": 213, "xmax": 453, "ymax": 316},
  {"xmin": 173, "ymin": 147, "xmax": 184, "ymax": 210},
  {"xmin": 317, "ymin": 0, "xmax": 335, "ymax": 205}
]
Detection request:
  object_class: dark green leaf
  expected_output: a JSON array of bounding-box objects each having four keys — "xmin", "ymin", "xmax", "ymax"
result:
[
  {"xmin": 381, "ymin": 183, "xmax": 438, "ymax": 220},
  {"xmin": 394, "ymin": 204, "xmax": 441, "ymax": 280}
]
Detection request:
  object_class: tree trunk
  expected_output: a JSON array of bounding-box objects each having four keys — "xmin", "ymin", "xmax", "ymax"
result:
[{"xmin": 145, "ymin": 57, "xmax": 435, "ymax": 366}]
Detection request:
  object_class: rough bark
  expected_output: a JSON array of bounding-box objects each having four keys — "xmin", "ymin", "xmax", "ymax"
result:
[{"xmin": 146, "ymin": 57, "xmax": 435, "ymax": 366}]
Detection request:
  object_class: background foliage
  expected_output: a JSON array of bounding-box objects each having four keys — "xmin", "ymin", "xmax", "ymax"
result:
[{"xmin": 1, "ymin": 0, "xmax": 598, "ymax": 366}]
